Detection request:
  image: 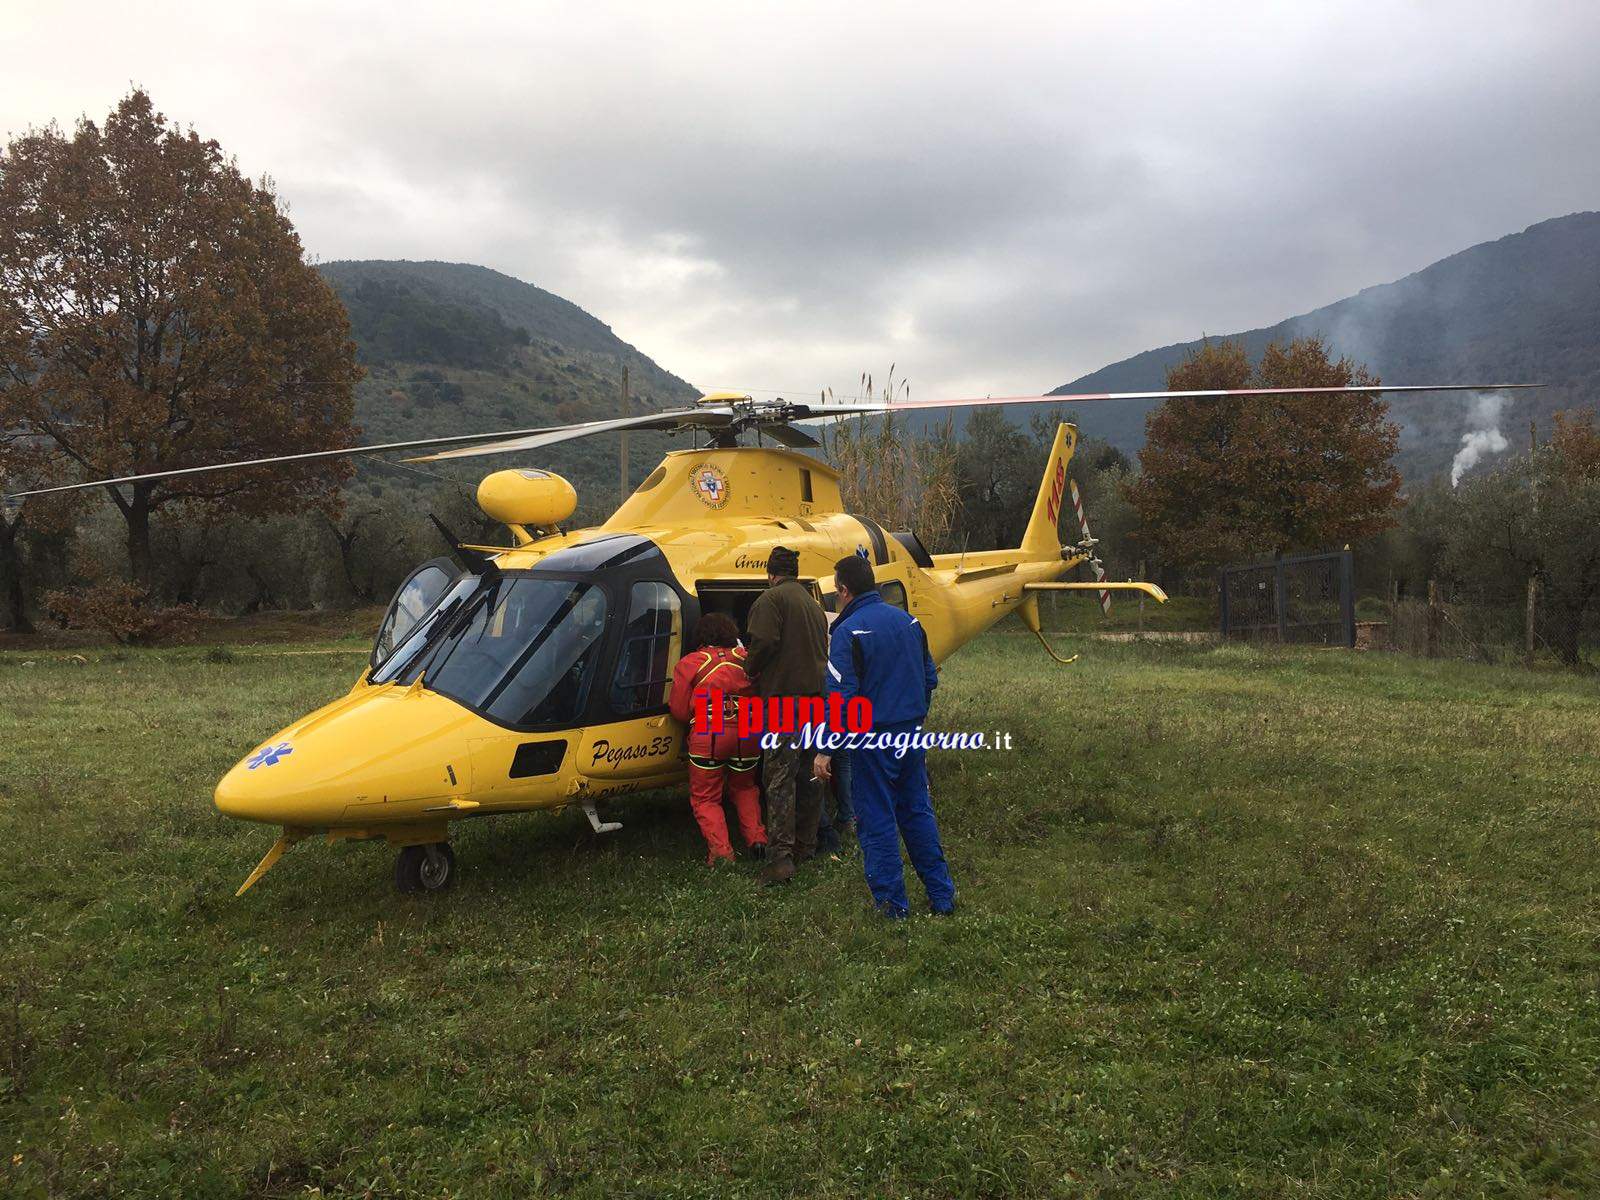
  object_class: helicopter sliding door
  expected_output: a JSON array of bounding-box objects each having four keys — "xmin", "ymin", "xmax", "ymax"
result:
[{"xmin": 697, "ymin": 578, "xmax": 828, "ymax": 633}]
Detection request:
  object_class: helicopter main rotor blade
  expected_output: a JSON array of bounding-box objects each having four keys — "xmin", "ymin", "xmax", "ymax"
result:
[
  {"xmin": 0, "ymin": 401, "xmax": 731, "ymax": 499},
  {"xmin": 3, "ymin": 381, "xmax": 1543, "ymax": 502},
  {"xmin": 406, "ymin": 406, "xmax": 738, "ymax": 461},
  {"xmin": 756, "ymin": 422, "xmax": 822, "ymax": 448},
  {"xmin": 0, "ymin": 421, "xmax": 576, "ymax": 501},
  {"xmin": 810, "ymin": 382, "xmax": 1542, "ymax": 416}
]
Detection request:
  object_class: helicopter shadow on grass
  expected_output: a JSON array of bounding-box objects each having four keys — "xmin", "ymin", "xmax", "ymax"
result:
[
  {"xmin": 444, "ymin": 784, "xmax": 715, "ymax": 894},
  {"xmin": 225, "ymin": 784, "xmax": 733, "ymax": 918}
]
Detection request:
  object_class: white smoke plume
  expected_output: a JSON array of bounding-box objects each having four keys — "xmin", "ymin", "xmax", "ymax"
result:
[{"xmin": 1450, "ymin": 391, "xmax": 1510, "ymax": 486}]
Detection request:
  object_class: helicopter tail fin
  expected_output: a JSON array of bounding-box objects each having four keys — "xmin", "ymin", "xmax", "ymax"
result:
[{"xmin": 1020, "ymin": 422, "xmax": 1078, "ymax": 558}]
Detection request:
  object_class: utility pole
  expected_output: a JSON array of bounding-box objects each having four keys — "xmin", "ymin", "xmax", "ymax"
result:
[{"xmin": 619, "ymin": 365, "xmax": 630, "ymax": 508}]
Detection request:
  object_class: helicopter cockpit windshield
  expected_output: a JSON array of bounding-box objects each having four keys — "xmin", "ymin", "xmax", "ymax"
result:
[
  {"xmin": 385, "ymin": 575, "xmax": 609, "ymax": 728},
  {"xmin": 371, "ymin": 557, "xmax": 466, "ymax": 672},
  {"xmin": 370, "ymin": 567, "xmax": 479, "ymax": 683},
  {"xmin": 366, "ymin": 534, "xmax": 688, "ymax": 731}
]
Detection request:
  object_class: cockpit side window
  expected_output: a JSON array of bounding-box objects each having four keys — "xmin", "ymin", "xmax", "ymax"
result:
[
  {"xmin": 418, "ymin": 577, "xmax": 609, "ymax": 729},
  {"xmin": 371, "ymin": 559, "xmax": 459, "ymax": 670},
  {"xmin": 371, "ymin": 572, "xmax": 478, "ymax": 683},
  {"xmin": 610, "ymin": 581, "xmax": 681, "ymax": 714}
]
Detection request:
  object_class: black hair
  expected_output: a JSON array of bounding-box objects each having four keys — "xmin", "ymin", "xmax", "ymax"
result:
[
  {"xmin": 766, "ymin": 545, "xmax": 799, "ymax": 578},
  {"xmin": 833, "ymin": 554, "xmax": 875, "ymax": 598},
  {"xmin": 692, "ymin": 612, "xmax": 740, "ymax": 649}
]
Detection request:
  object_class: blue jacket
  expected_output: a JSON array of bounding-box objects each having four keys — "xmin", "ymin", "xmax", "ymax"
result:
[{"xmin": 826, "ymin": 590, "xmax": 938, "ymax": 728}]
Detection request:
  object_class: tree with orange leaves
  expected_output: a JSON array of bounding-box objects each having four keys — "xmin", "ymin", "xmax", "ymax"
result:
[
  {"xmin": 1127, "ymin": 337, "xmax": 1400, "ymax": 569},
  {"xmin": 1548, "ymin": 409, "xmax": 1600, "ymax": 484},
  {"xmin": 0, "ymin": 89, "xmax": 361, "ymax": 587}
]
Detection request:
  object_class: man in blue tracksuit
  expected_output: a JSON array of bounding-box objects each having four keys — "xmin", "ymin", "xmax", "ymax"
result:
[{"xmin": 814, "ymin": 554, "xmax": 955, "ymax": 918}]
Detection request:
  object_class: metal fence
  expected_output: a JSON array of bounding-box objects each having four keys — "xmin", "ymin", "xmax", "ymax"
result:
[
  {"xmin": 1383, "ymin": 582, "xmax": 1597, "ymax": 669},
  {"xmin": 1219, "ymin": 550, "xmax": 1355, "ymax": 647}
]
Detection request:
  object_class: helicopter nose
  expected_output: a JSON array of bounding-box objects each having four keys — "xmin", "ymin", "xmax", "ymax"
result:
[
  {"xmin": 214, "ymin": 688, "xmax": 478, "ymax": 828},
  {"xmin": 214, "ymin": 738, "xmax": 340, "ymax": 825}
]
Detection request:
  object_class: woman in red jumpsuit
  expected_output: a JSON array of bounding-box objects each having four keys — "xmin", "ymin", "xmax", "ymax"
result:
[{"xmin": 668, "ymin": 613, "xmax": 767, "ymax": 865}]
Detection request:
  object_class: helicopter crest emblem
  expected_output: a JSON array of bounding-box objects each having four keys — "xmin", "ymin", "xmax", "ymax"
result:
[{"xmin": 690, "ymin": 463, "xmax": 730, "ymax": 509}]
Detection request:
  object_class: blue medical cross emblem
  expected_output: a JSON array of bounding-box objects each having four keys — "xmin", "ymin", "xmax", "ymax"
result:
[{"xmin": 248, "ymin": 742, "xmax": 294, "ymax": 770}]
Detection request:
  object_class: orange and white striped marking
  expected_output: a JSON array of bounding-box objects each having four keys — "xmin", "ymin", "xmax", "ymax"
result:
[{"xmin": 1069, "ymin": 478, "xmax": 1112, "ymax": 615}]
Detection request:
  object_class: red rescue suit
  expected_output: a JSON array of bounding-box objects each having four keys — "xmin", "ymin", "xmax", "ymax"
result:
[{"xmin": 668, "ymin": 645, "xmax": 766, "ymax": 862}]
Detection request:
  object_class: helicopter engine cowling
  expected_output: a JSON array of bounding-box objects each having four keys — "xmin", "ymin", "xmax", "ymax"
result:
[{"xmin": 477, "ymin": 468, "xmax": 577, "ymax": 529}]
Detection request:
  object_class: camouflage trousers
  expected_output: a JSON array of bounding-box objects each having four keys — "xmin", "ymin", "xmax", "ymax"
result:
[{"xmin": 762, "ymin": 740, "xmax": 822, "ymax": 869}]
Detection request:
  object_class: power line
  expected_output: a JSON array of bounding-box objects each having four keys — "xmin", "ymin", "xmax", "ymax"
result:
[{"xmin": 351, "ymin": 454, "xmax": 475, "ymax": 492}]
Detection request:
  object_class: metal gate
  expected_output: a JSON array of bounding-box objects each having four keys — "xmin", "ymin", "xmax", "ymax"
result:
[{"xmin": 1219, "ymin": 550, "xmax": 1355, "ymax": 647}]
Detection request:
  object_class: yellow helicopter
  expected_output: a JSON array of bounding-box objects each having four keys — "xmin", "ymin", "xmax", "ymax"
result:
[{"xmin": 6, "ymin": 382, "xmax": 1534, "ymax": 893}]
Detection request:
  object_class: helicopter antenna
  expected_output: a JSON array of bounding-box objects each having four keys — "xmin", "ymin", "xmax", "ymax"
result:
[
  {"xmin": 428, "ymin": 513, "xmax": 499, "ymax": 574},
  {"xmin": 618, "ymin": 365, "xmax": 630, "ymax": 508}
]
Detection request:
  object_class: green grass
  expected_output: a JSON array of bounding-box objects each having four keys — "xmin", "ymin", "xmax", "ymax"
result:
[
  {"xmin": 2, "ymin": 630, "xmax": 1599, "ymax": 1198},
  {"xmin": 1038, "ymin": 592, "xmax": 1214, "ymax": 634}
]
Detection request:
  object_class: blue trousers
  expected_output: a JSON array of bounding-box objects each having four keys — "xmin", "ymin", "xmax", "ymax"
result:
[
  {"xmin": 853, "ymin": 724, "xmax": 954, "ymax": 916},
  {"xmin": 815, "ymin": 750, "xmax": 853, "ymax": 844},
  {"xmin": 833, "ymin": 750, "xmax": 855, "ymax": 827}
]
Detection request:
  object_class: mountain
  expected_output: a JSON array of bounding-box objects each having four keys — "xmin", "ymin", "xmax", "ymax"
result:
[
  {"xmin": 317, "ymin": 260, "xmax": 699, "ymax": 523},
  {"xmin": 1049, "ymin": 212, "xmax": 1600, "ymax": 479}
]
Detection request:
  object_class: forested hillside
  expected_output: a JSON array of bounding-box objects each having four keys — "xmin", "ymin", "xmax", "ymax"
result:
[
  {"xmin": 318, "ymin": 260, "xmax": 698, "ymax": 526},
  {"xmin": 1050, "ymin": 212, "xmax": 1600, "ymax": 479}
]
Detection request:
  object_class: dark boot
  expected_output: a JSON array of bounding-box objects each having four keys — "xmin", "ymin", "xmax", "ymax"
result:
[{"xmin": 759, "ymin": 859, "xmax": 795, "ymax": 886}]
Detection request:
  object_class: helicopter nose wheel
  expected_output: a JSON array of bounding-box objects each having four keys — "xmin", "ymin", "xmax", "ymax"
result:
[{"xmin": 395, "ymin": 842, "xmax": 455, "ymax": 893}]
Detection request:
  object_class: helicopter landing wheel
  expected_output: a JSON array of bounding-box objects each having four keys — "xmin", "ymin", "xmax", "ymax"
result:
[{"xmin": 395, "ymin": 842, "xmax": 455, "ymax": 894}]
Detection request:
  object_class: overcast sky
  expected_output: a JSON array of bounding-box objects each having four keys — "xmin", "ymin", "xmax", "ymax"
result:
[{"xmin": 5, "ymin": 1, "xmax": 1598, "ymax": 400}]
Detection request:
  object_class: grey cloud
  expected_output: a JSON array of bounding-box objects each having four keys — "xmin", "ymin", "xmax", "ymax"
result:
[{"xmin": 6, "ymin": 0, "xmax": 1599, "ymax": 399}]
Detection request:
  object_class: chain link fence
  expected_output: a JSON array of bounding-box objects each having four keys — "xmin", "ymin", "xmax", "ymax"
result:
[
  {"xmin": 1382, "ymin": 582, "xmax": 1597, "ymax": 669},
  {"xmin": 1214, "ymin": 555, "xmax": 1596, "ymax": 669}
]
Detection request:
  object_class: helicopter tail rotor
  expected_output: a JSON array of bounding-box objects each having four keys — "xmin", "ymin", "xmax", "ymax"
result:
[{"xmin": 1067, "ymin": 478, "xmax": 1112, "ymax": 615}]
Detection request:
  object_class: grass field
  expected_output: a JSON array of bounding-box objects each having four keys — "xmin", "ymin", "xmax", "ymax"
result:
[
  {"xmin": 3, "ymin": 629, "xmax": 1600, "ymax": 1198},
  {"xmin": 1037, "ymin": 592, "xmax": 1213, "ymax": 635}
]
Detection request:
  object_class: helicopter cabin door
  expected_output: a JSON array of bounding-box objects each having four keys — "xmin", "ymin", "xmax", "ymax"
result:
[
  {"xmin": 568, "ymin": 578, "xmax": 688, "ymax": 785},
  {"xmin": 696, "ymin": 578, "xmax": 827, "ymax": 641}
]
